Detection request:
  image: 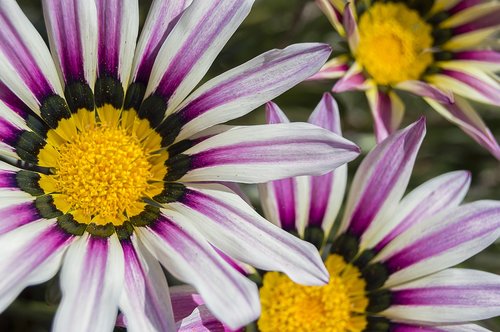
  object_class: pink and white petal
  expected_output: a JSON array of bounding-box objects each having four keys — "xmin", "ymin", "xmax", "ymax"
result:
[
  {"xmin": 42, "ymin": 0, "xmax": 98, "ymax": 86},
  {"xmin": 138, "ymin": 212, "xmax": 259, "ymax": 330},
  {"xmin": 170, "ymin": 184, "xmax": 328, "ymax": 284},
  {"xmin": 366, "ymin": 87, "xmax": 405, "ymax": 143},
  {"xmin": 118, "ymin": 237, "xmax": 175, "ymax": 332},
  {"xmin": 390, "ymin": 323, "xmax": 491, "ymax": 332},
  {"xmin": 332, "ymin": 62, "xmax": 372, "ymax": 93},
  {"xmin": 448, "ymin": 0, "xmax": 485, "ymax": 14},
  {"xmin": 306, "ymin": 93, "xmax": 347, "ymax": 232},
  {"xmin": 384, "ymin": 268, "xmax": 500, "ymax": 323},
  {"xmin": 342, "ymin": 2, "xmax": 359, "ymax": 53},
  {"xmin": 179, "ymin": 123, "xmax": 360, "ymax": 183},
  {"xmin": 0, "ymin": 219, "xmax": 73, "ymax": 312},
  {"xmin": 308, "ymin": 55, "xmax": 350, "ymax": 81},
  {"xmin": 429, "ymin": 0, "xmax": 461, "ymax": 15},
  {"xmin": 265, "ymin": 102, "xmax": 290, "ymax": 124},
  {"xmin": 96, "ymin": 0, "xmax": 139, "ymax": 87},
  {"xmin": 451, "ymin": 50, "xmax": 500, "ymax": 71},
  {"xmin": 170, "ymin": 285, "xmax": 205, "ymax": 323},
  {"xmin": 375, "ymin": 201, "xmax": 500, "ymax": 287},
  {"xmin": 53, "ymin": 234, "xmax": 125, "ymax": 332},
  {"xmin": 171, "ymin": 43, "xmax": 331, "ymax": 142},
  {"xmin": 131, "ymin": 0, "xmax": 192, "ymax": 84},
  {"xmin": 426, "ymin": 96, "xmax": 500, "ymax": 159},
  {"xmin": 145, "ymin": 0, "xmax": 253, "ymax": 113},
  {"xmin": 371, "ymin": 171, "xmax": 471, "ymax": 251},
  {"xmin": 0, "ymin": 200, "xmax": 41, "ymax": 236},
  {"xmin": 0, "ymin": 0, "xmax": 63, "ymax": 112},
  {"xmin": 176, "ymin": 305, "xmax": 240, "ymax": 332},
  {"xmin": 395, "ymin": 80, "xmax": 453, "ymax": 104},
  {"xmin": 0, "ymin": 101, "xmax": 33, "ymax": 152},
  {"xmin": 440, "ymin": 2, "xmax": 500, "ymax": 32},
  {"xmin": 337, "ymin": 119, "xmax": 425, "ymax": 241},
  {"xmin": 315, "ymin": 0, "xmax": 345, "ymax": 35}
]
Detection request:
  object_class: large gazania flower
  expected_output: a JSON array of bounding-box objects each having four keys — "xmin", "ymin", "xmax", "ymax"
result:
[
  {"xmin": 0, "ymin": 0, "xmax": 361, "ymax": 331},
  {"xmin": 247, "ymin": 95, "xmax": 499, "ymax": 331},
  {"xmin": 313, "ymin": 0, "xmax": 500, "ymax": 158}
]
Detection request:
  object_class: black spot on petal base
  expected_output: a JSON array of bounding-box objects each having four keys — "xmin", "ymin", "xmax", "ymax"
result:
[
  {"xmin": 40, "ymin": 95, "xmax": 71, "ymax": 128},
  {"xmin": 16, "ymin": 170, "xmax": 43, "ymax": 196},
  {"xmin": 94, "ymin": 76, "xmax": 124, "ymax": 109},
  {"xmin": 129, "ymin": 205, "xmax": 161, "ymax": 227},
  {"xmin": 57, "ymin": 214, "xmax": 86, "ymax": 236},
  {"xmin": 87, "ymin": 223, "xmax": 115, "ymax": 238},
  {"xmin": 362, "ymin": 262, "xmax": 389, "ymax": 291},
  {"xmin": 35, "ymin": 195, "xmax": 63, "ymax": 219},
  {"xmin": 64, "ymin": 81, "xmax": 94, "ymax": 113},
  {"xmin": 330, "ymin": 233, "xmax": 360, "ymax": 262}
]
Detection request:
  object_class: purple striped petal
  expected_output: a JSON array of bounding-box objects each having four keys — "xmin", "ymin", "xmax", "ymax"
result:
[
  {"xmin": 138, "ymin": 213, "xmax": 259, "ymax": 330},
  {"xmin": 176, "ymin": 306, "xmax": 240, "ymax": 332},
  {"xmin": 119, "ymin": 238, "xmax": 175, "ymax": 332},
  {"xmin": 53, "ymin": 235, "xmax": 124, "ymax": 332},
  {"xmin": 390, "ymin": 323, "xmax": 490, "ymax": 332},
  {"xmin": 0, "ymin": 116, "xmax": 22, "ymax": 147},
  {"xmin": 337, "ymin": 119, "xmax": 425, "ymax": 239},
  {"xmin": 0, "ymin": 201, "xmax": 40, "ymax": 236},
  {"xmin": 372, "ymin": 171, "xmax": 471, "ymax": 251},
  {"xmin": 332, "ymin": 62, "xmax": 371, "ymax": 93},
  {"xmin": 180, "ymin": 123, "xmax": 359, "ymax": 183},
  {"xmin": 308, "ymin": 56, "xmax": 349, "ymax": 80},
  {"xmin": 342, "ymin": 3, "xmax": 359, "ymax": 52},
  {"xmin": 131, "ymin": 0, "xmax": 191, "ymax": 84},
  {"xmin": 376, "ymin": 201, "xmax": 500, "ymax": 287},
  {"xmin": 96, "ymin": 0, "xmax": 138, "ymax": 85},
  {"xmin": 170, "ymin": 285, "xmax": 204, "ymax": 323},
  {"xmin": 426, "ymin": 96, "xmax": 500, "ymax": 159},
  {"xmin": 145, "ymin": 0, "xmax": 253, "ymax": 113},
  {"xmin": 0, "ymin": 81, "xmax": 32, "ymax": 119},
  {"xmin": 449, "ymin": 0, "xmax": 484, "ymax": 14},
  {"xmin": 306, "ymin": 93, "xmax": 347, "ymax": 232},
  {"xmin": 366, "ymin": 88, "xmax": 405, "ymax": 143},
  {"xmin": 453, "ymin": 50, "xmax": 500, "ymax": 69},
  {"xmin": 42, "ymin": 0, "xmax": 98, "ymax": 85},
  {"xmin": 396, "ymin": 80, "xmax": 453, "ymax": 104},
  {"xmin": 171, "ymin": 184, "xmax": 329, "ymax": 285},
  {"xmin": 431, "ymin": 69, "xmax": 500, "ymax": 106},
  {"xmin": 265, "ymin": 102, "xmax": 290, "ymax": 124},
  {"xmin": 0, "ymin": 220, "xmax": 73, "ymax": 312},
  {"xmin": 0, "ymin": 0, "xmax": 62, "ymax": 111},
  {"xmin": 385, "ymin": 269, "xmax": 500, "ymax": 323},
  {"xmin": 171, "ymin": 43, "xmax": 331, "ymax": 142},
  {"xmin": 315, "ymin": 0, "xmax": 344, "ymax": 34},
  {"xmin": 452, "ymin": 4, "xmax": 500, "ymax": 35}
]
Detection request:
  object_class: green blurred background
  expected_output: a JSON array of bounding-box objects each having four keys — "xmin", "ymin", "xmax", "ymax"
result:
[{"xmin": 1, "ymin": 0, "xmax": 499, "ymax": 330}]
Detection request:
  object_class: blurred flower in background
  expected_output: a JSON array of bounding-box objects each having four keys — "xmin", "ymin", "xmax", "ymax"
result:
[{"xmin": 314, "ymin": 0, "xmax": 500, "ymax": 158}]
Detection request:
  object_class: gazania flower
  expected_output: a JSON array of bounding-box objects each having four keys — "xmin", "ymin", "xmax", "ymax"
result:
[
  {"xmin": 0, "ymin": 0, "xmax": 361, "ymax": 331},
  {"xmin": 314, "ymin": 0, "xmax": 500, "ymax": 158},
  {"xmin": 249, "ymin": 95, "xmax": 500, "ymax": 331}
]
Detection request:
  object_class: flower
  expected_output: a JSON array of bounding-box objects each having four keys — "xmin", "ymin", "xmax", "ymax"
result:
[
  {"xmin": 253, "ymin": 94, "xmax": 500, "ymax": 331},
  {"xmin": 313, "ymin": 0, "xmax": 500, "ymax": 158},
  {"xmin": 0, "ymin": 0, "xmax": 361, "ymax": 331}
]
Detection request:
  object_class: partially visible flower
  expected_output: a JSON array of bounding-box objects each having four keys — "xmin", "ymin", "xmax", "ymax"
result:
[
  {"xmin": 313, "ymin": 0, "xmax": 500, "ymax": 158},
  {"xmin": 0, "ymin": 0, "xmax": 361, "ymax": 331},
  {"xmin": 253, "ymin": 95, "xmax": 500, "ymax": 331}
]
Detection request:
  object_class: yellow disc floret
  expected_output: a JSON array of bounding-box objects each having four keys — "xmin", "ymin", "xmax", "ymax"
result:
[
  {"xmin": 258, "ymin": 254, "xmax": 368, "ymax": 332},
  {"xmin": 38, "ymin": 109, "xmax": 167, "ymax": 227},
  {"xmin": 355, "ymin": 2, "xmax": 434, "ymax": 85}
]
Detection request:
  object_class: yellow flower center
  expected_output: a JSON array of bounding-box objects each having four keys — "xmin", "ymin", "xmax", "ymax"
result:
[
  {"xmin": 355, "ymin": 2, "xmax": 434, "ymax": 85},
  {"xmin": 258, "ymin": 254, "xmax": 368, "ymax": 332},
  {"xmin": 38, "ymin": 107, "xmax": 167, "ymax": 226}
]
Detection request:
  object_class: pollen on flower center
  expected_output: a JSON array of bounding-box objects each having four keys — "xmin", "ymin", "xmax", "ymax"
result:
[
  {"xmin": 258, "ymin": 254, "xmax": 368, "ymax": 332},
  {"xmin": 44, "ymin": 124, "xmax": 153, "ymax": 226},
  {"xmin": 355, "ymin": 2, "xmax": 434, "ymax": 85}
]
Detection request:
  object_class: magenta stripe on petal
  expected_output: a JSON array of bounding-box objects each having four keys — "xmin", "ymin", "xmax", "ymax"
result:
[
  {"xmin": 441, "ymin": 69, "xmax": 500, "ymax": 105},
  {"xmin": 384, "ymin": 207, "xmax": 500, "ymax": 273},
  {"xmin": 332, "ymin": 71, "xmax": 366, "ymax": 92},
  {"xmin": 453, "ymin": 8, "xmax": 500, "ymax": 34},
  {"xmin": 392, "ymin": 285, "xmax": 500, "ymax": 306},
  {"xmin": 308, "ymin": 172, "xmax": 333, "ymax": 227},
  {"xmin": 0, "ymin": 202, "xmax": 40, "ymax": 235},
  {"xmin": 178, "ymin": 44, "xmax": 329, "ymax": 123},
  {"xmin": 0, "ymin": 11, "xmax": 53, "ymax": 100},
  {"xmin": 156, "ymin": 0, "xmax": 239, "ymax": 98},
  {"xmin": 0, "ymin": 117, "xmax": 22, "ymax": 146},
  {"xmin": 391, "ymin": 324, "xmax": 449, "ymax": 332},
  {"xmin": 0, "ymin": 170, "xmax": 16, "ymax": 188},
  {"xmin": 44, "ymin": 0, "xmax": 85, "ymax": 82},
  {"xmin": 272, "ymin": 178, "xmax": 297, "ymax": 232},
  {"xmin": 453, "ymin": 50, "xmax": 500, "ymax": 63},
  {"xmin": 348, "ymin": 119, "xmax": 425, "ymax": 237},
  {"xmin": 97, "ymin": 0, "xmax": 123, "ymax": 77},
  {"xmin": 0, "ymin": 81, "xmax": 30, "ymax": 119},
  {"xmin": 449, "ymin": 0, "xmax": 483, "ymax": 14}
]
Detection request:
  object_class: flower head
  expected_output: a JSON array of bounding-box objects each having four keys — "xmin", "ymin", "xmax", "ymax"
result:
[
  {"xmin": 0, "ymin": 1, "xmax": 361, "ymax": 331},
  {"xmin": 253, "ymin": 94, "xmax": 500, "ymax": 331},
  {"xmin": 313, "ymin": 0, "xmax": 500, "ymax": 158}
]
